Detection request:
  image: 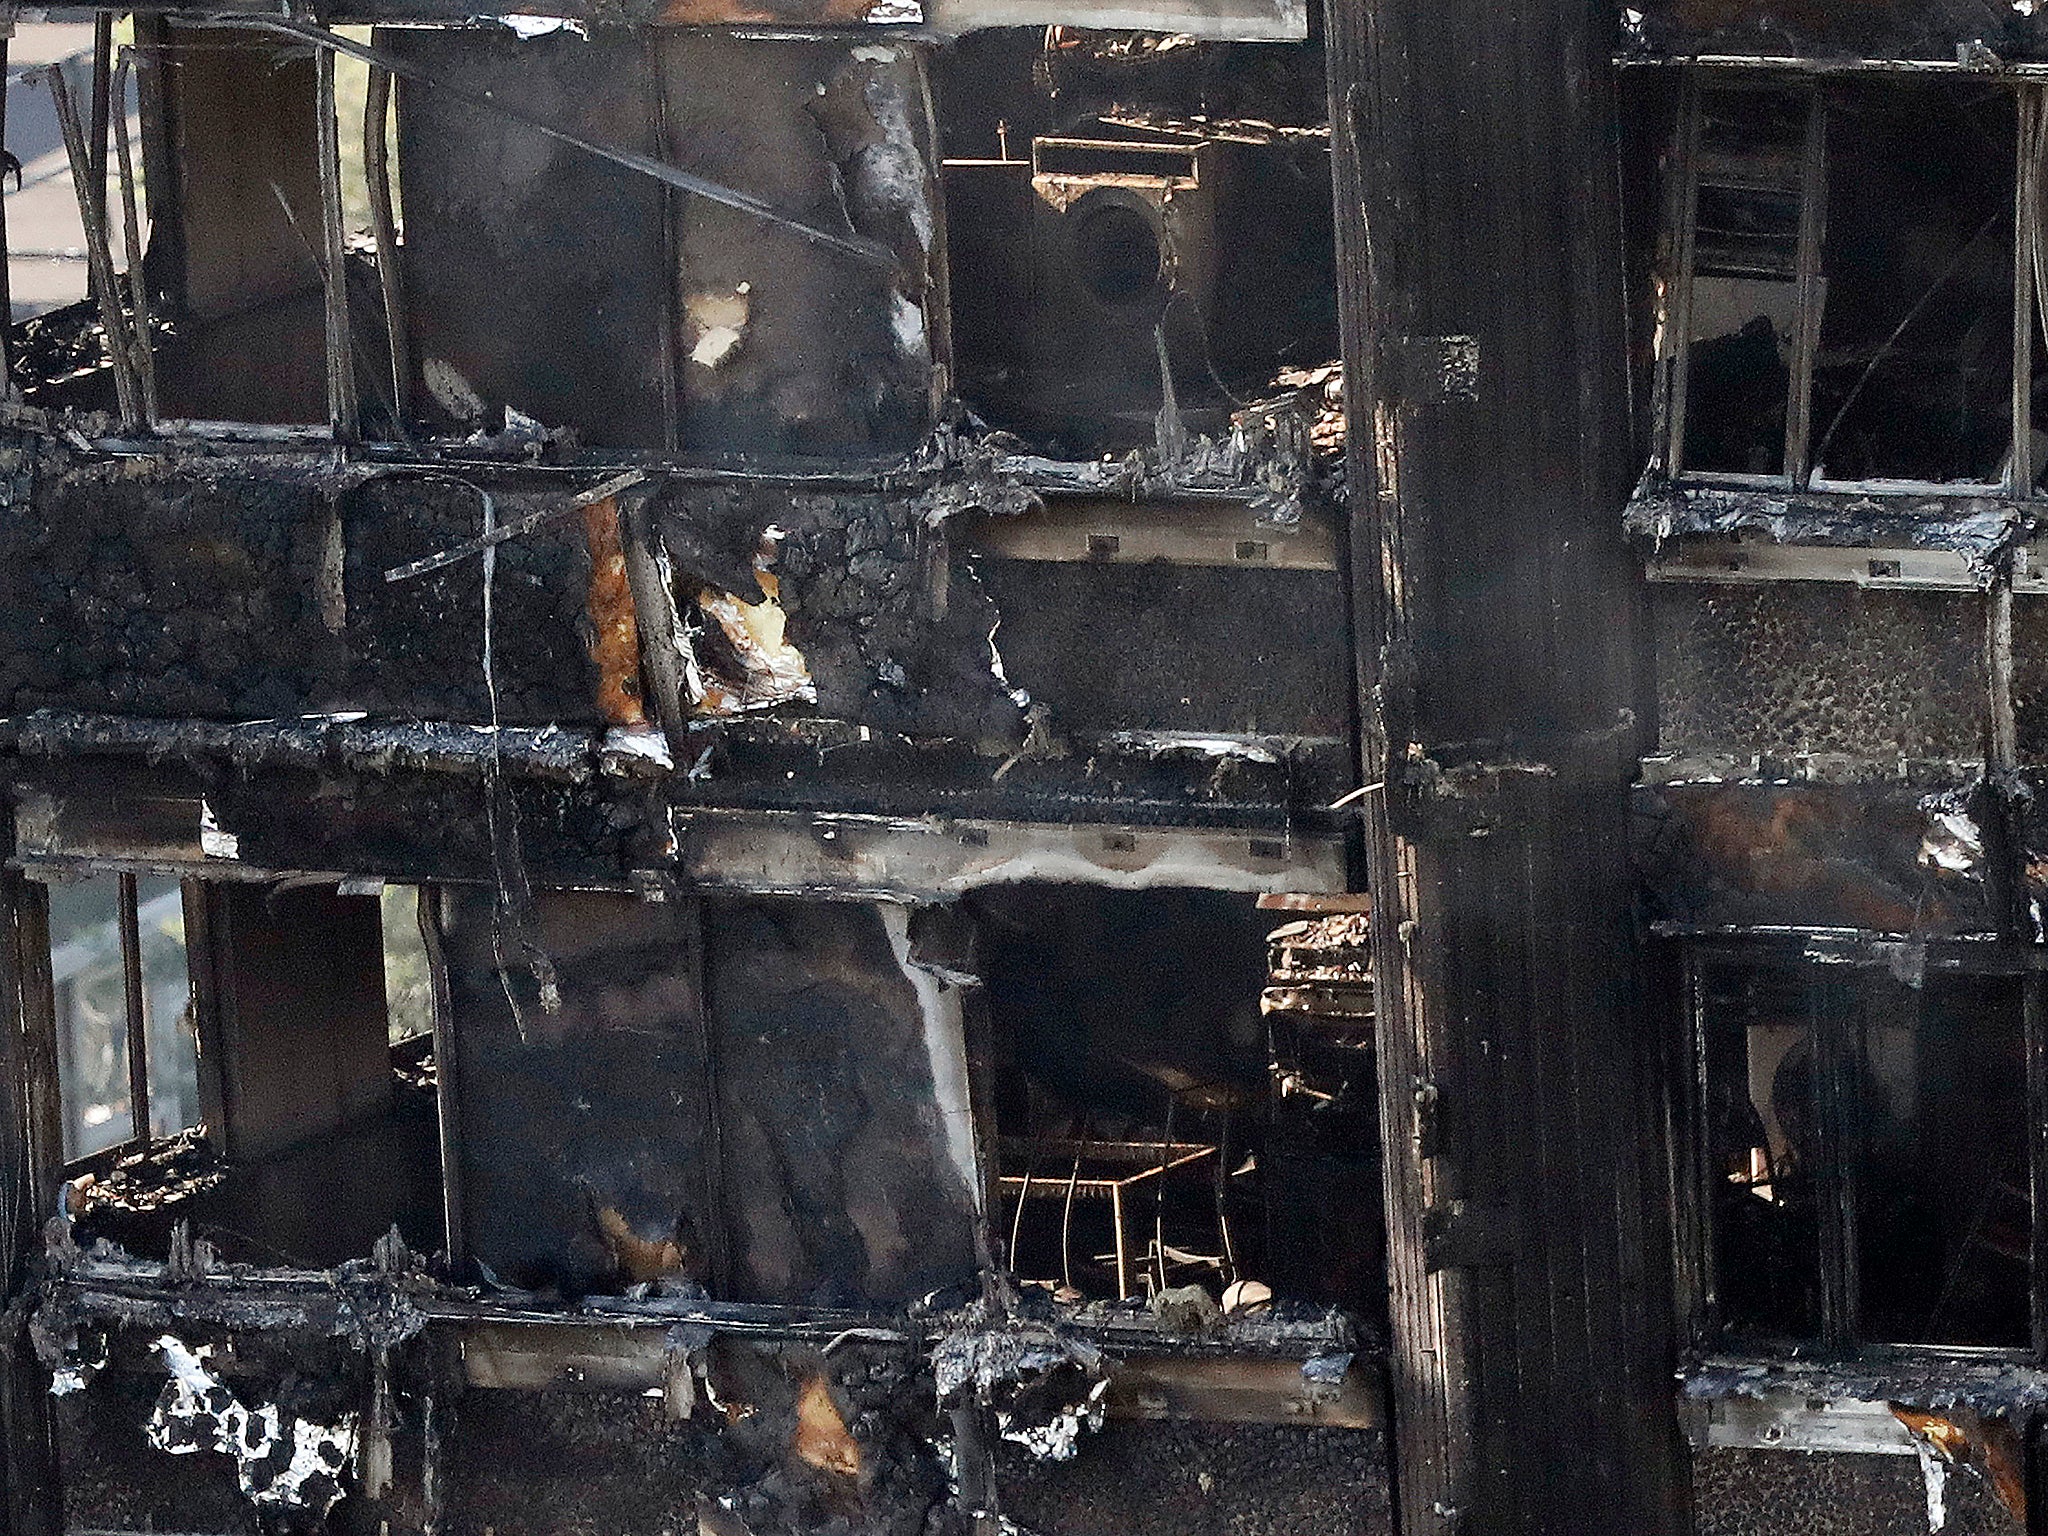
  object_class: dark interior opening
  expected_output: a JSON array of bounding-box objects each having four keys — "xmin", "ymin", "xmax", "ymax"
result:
[{"xmin": 965, "ymin": 884, "xmax": 1383, "ymax": 1319}]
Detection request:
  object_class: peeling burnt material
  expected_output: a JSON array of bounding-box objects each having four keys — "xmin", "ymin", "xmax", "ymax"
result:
[{"xmin": 1627, "ymin": 478, "xmax": 2022, "ymax": 566}]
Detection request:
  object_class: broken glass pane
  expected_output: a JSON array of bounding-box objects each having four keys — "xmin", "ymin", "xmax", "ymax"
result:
[
  {"xmin": 135, "ymin": 876, "xmax": 198, "ymax": 1137},
  {"xmin": 46, "ymin": 874, "xmax": 133, "ymax": 1160}
]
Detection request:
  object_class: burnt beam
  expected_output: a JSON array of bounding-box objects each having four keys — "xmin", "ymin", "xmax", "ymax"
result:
[{"xmin": 1325, "ymin": 0, "xmax": 1687, "ymax": 1531}]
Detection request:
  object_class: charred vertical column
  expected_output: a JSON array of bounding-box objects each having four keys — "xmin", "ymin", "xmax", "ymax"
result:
[{"xmin": 1324, "ymin": 1, "xmax": 1686, "ymax": 1533}]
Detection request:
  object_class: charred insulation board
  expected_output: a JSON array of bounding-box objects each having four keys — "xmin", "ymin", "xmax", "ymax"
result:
[
  {"xmin": 1653, "ymin": 584, "xmax": 1986, "ymax": 764},
  {"xmin": 344, "ymin": 476, "xmax": 603, "ymax": 726},
  {"xmin": 994, "ymin": 1421, "xmax": 1393, "ymax": 1536},
  {"xmin": 971, "ymin": 562, "xmax": 1351, "ymax": 737},
  {"xmin": 1692, "ymin": 1449, "xmax": 2016, "ymax": 1536},
  {"xmin": 1634, "ymin": 780, "xmax": 1998, "ymax": 936},
  {"xmin": 0, "ymin": 465, "xmax": 343, "ymax": 722}
]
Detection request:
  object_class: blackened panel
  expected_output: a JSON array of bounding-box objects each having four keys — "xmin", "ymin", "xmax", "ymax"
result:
[
  {"xmin": 655, "ymin": 35, "xmax": 938, "ymax": 456},
  {"xmin": 439, "ymin": 889, "xmax": 718, "ymax": 1295},
  {"xmin": 1636, "ymin": 782, "xmax": 1995, "ymax": 935},
  {"xmin": 971, "ymin": 561, "xmax": 1350, "ymax": 736},
  {"xmin": 1654, "ymin": 584, "xmax": 1984, "ymax": 760},
  {"xmin": 703, "ymin": 900, "xmax": 980, "ymax": 1308},
  {"xmin": 343, "ymin": 478, "xmax": 602, "ymax": 726},
  {"xmin": 0, "ymin": 467, "xmax": 343, "ymax": 720},
  {"xmin": 1693, "ymin": 1448, "xmax": 2016, "ymax": 1536},
  {"xmin": 1628, "ymin": 0, "xmax": 2048, "ymax": 62},
  {"xmin": 994, "ymin": 1422, "xmax": 1393, "ymax": 1536},
  {"xmin": 389, "ymin": 29, "xmax": 668, "ymax": 448}
]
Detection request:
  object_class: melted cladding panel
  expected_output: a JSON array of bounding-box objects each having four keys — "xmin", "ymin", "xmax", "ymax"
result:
[{"xmin": 1635, "ymin": 781, "xmax": 1997, "ymax": 935}]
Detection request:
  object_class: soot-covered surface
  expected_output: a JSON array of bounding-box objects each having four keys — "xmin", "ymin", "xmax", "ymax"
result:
[
  {"xmin": 704, "ymin": 899, "xmax": 980, "ymax": 1309},
  {"xmin": 1692, "ymin": 1448, "xmax": 2018, "ymax": 1536},
  {"xmin": 1654, "ymin": 584, "xmax": 1985, "ymax": 762},
  {"xmin": 994, "ymin": 1421, "xmax": 1393, "ymax": 1536}
]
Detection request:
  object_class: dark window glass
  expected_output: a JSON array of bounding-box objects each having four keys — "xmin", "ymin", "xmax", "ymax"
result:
[
  {"xmin": 1703, "ymin": 963, "xmax": 1825, "ymax": 1339},
  {"xmin": 1811, "ymin": 82, "xmax": 2016, "ymax": 485},
  {"xmin": 1679, "ymin": 88, "xmax": 1807, "ymax": 478},
  {"xmin": 1853, "ymin": 974, "xmax": 2030, "ymax": 1347},
  {"xmin": 1701, "ymin": 958, "xmax": 2033, "ymax": 1351}
]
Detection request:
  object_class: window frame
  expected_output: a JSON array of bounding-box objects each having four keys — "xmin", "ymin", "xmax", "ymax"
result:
[
  {"xmin": 46, "ymin": 870, "xmax": 212, "ymax": 1176},
  {"xmin": 1658, "ymin": 71, "xmax": 2044, "ymax": 503},
  {"xmin": 1679, "ymin": 934, "xmax": 2048, "ymax": 1363}
]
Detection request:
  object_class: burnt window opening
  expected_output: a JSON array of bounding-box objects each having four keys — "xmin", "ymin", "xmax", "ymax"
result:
[
  {"xmin": 936, "ymin": 30, "xmax": 1339, "ymax": 458},
  {"xmin": 43, "ymin": 869, "xmax": 200, "ymax": 1164},
  {"xmin": 7, "ymin": 20, "xmax": 395, "ymax": 437},
  {"xmin": 49, "ymin": 876, "xmax": 448, "ymax": 1269},
  {"xmin": 1691, "ymin": 948, "xmax": 2033, "ymax": 1352},
  {"xmin": 967, "ymin": 885, "xmax": 1382, "ymax": 1320},
  {"xmin": 1662, "ymin": 77, "xmax": 2031, "ymax": 494}
]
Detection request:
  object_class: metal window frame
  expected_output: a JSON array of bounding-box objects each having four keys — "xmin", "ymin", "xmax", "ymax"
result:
[
  {"xmin": 1662, "ymin": 72, "xmax": 2038, "ymax": 503},
  {"xmin": 1682, "ymin": 936, "xmax": 2044, "ymax": 1362},
  {"xmin": 51, "ymin": 872, "xmax": 208, "ymax": 1174}
]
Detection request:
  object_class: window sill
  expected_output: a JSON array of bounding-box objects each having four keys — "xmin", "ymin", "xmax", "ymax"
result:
[{"xmin": 1681, "ymin": 1351, "xmax": 2048, "ymax": 1447}]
